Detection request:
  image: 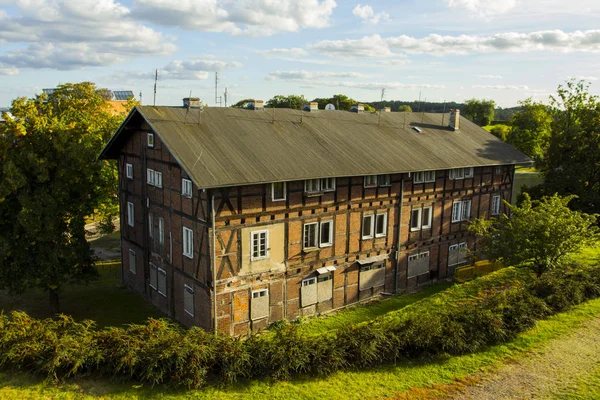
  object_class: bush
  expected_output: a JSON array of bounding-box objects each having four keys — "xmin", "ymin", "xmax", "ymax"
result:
[{"xmin": 0, "ymin": 263, "xmax": 598, "ymax": 388}]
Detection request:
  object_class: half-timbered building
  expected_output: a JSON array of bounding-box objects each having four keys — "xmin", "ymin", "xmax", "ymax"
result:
[{"xmin": 99, "ymin": 99, "xmax": 531, "ymax": 335}]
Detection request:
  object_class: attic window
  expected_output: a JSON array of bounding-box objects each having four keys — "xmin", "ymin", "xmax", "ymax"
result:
[
  {"xmin": 147, "ymin": 133, "xmax": 154, "ymax": 148},
  {"xmin": 412, "ymin": 127, "xmax": 422, "ymax": 133}
]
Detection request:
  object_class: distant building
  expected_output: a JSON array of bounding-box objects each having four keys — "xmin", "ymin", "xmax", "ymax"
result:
[{"xmin": 100, "ymin": 99, "xmax": 531, "ymax": 335}]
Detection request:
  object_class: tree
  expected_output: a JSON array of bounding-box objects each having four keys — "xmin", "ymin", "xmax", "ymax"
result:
[
  {"xmin": 469, "ymin": 194, "xmax": 598, "ymax": 277},
  {"xmin": 314, "ymin": 94, "xmax": 357, "ymax": 111},
  {"xmin": 265, "ymin": 95, "xmax": 307, "ymax": 109},
  {"xmin": 231, "ymin": 98, "xmax": 254, "ymax": 108},
  {"xmin": 464, "ymin": 99, "xmax": 496, "ymax": 126},
  {"xmin": 397, "ymin": 105, "xmax": 412, "ymax": 112},
  {"xmin": 539, "ymin": 79, "xmax": 600, "ymax": 213},
  {"xmin": 0, "ymin": 82, "xmax": 124, "ymax": 313},
  {"xmin": 489, "ymin": 124, "xmax": 510, "ymax": 141},
  {"xmin": 509, "ymin": 99, "xmax": 552, "ymax": 161}
]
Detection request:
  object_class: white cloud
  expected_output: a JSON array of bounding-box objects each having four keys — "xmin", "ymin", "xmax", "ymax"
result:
[
  {"xmin": 472, "ymin": 84, "xmax": 530, "ymax": 90},
  {"xmin": 446, "ymin": 0, "xmax": 517, "ymax": 17},
  {"xmin": 0, "ymin": 0, "xmax": 176, "ymax": 70},
  {"xmin": 477, "ymin": 74, "xmax": 503, "ymax": 79},
  {"xmin": 131, "ymin": 0, "xmax": 337, "ymax": 36},
  {"xmin": 310, "ymin": 30, "xmax": 600, "ymax": 58},
  {"xmin": 0, "ymin": 64, "xmax": 19, "ymax": 75},
  {"xmin": 258, "ymin": 48, "xmax": 309, "ymax": 57},
  {"xmin": 316, "ymin": 81, "xmax": 445, "ymax": 90},
  {"xmin": 352, "ymin": 4, "xmax": 389, "ymax": 24},
  {"xmin": 267, "ymin": 70, "xmax": 374, "ymax": 81}
]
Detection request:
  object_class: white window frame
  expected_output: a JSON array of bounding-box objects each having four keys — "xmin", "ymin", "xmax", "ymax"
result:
[
  {"xmin": 128, "ymin": 249, "xmax": 136, "ymax": 274},
  {"xmin": 302, "ymin": 277, "xmax": 317, "ymax": 287},
  {"xmin": 491, "ymin": 195, "xmax": 501, "ymax": 216},
  {"xmin": 127, "ymin": 201, "xmax": 134, "ymax": 227},
  {"xmin": 449, "ymin": 168, "xmax": 464, "ymax": 180},
  {"xmin": 251, "ymin": 230, "xmax": 269, "ymax": 260},
  {"xmin": 378, "ymin": 174, "xmax": 391, "ymax": 187},
  {"xmin": 410, "ymin": 207, "xmax": 422, "ymax": 231},
  {"xmin": 375, "ymin": 212, "xmax": 387, "ymax": 238},
  {"xmin": 271, "ymin": 182, "xmax": 286, "ymax": 201},
  {"xmin": 319, "ymin": 220, "xmax": 334, "ymax": 247},
  {"xmin": 305, "ymin": 179, "xmax": 321, "ymax": 194},
  {"xmin": 321, "ymin": 177, "xmax": 336, "ymax": 192},
  {"xmin": 464, "ymin": 167, "xmax": 474, "ymax": 178},
  {"xmin": 183, "ymin": 227, "xmax": 194, "ymax": 259},
  {"xmin": 184, "ymin": 284, "xmax": 194, "ymax": 317},
  {"xmin": 449, "ymin": 242, "xmax": 468, "ymax": 266},
  {"xmin": 157, "ymin": 267, "xmax": 167, "ymax": 297},
  {"xmin": 147, "ymin": 168, "xmax": 155, "ymax": 185},
  {"xmin": 148, "ymin": 213, "xmax": 153, "ymax": 238},
  {"xmin": 303, "ymin": 222, "xmax": 319, "ymax": 249},
  {"xmin": 182, "ymin": 179, "xmax": 193, "ymax": 198},
  {"xmin": 252, "ymin": 289, "xmax": 268, "ymax": 299},
  {"xmin": 147, "ymin": 133, "xmax": 154, "ymax": 148},
  {"xmin": 126, "ymin": 163, "xmax": 133, "ymax": 179},
  {"xmin": 364, "ymin": 175, "xmax": 378, "ymax": 188},
  {"xmin": 362, "ymin": 214, "xmax": 375, "ymax": 239},
  {"xmin": 452, "ymin": 200, "xmax": 472, "ymax": 223},
  {"xmin": 158, "ymin": 216, "xmax": 164, "ymax": 245},
  {"xmin": 155, "ymin": 171, "xmax": 162, "ymax": 188},
  {"xmin": 422, "ymin": 206, "xmax": 433, "ymax": 229},
  {"xmin": 150, "ymin": 263, "xmax": 158, "ymax": 289}
]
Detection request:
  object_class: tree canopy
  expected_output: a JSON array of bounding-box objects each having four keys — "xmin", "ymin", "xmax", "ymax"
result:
[
  {"xmin": 469, "ymin": 194, "xmax": 598, "ymax": 277},
  {"xmin": 397, "ymin": 105, "xmax": 412, "ymax": 112},
  {"xmin": 508, "ymin": 98, "xmax": 552, "ymax": 161},
  {"xmin": 0, "ymin": 82, "xmax": 126, "ymax": 313},
  {"xmin": 265, "ymin": 95, "xmax": 307, "ymax": 109},
  {"xmin": 464, "ymin": 98, "xmax": 496, "ymax": 126}
]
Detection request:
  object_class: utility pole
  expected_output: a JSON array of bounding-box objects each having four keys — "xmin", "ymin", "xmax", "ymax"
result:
[
  {"xmin": 153, "ymin": 69, "xmax": 158, "ymax": 106},
  {"xmin": 224, "ymin": 87, "xmax": 228, "ymax": 107}
]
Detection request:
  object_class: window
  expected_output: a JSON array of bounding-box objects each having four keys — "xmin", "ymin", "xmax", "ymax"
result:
[
  {"xmin": 251, "ymin": 230, "xmax": 268, "ymax": 260},
  {"xmin": 414, "ymin": 171, "xmax": 436, "ymax": 183},
  {"xmin": 252, "ymin": 289, "xmax": 268, "ymax": 299},
  {"xmin": 303, "ymin": 222, "xmax": 318, "ymax": 249},
  {"xmin": 157, "ymin": 268, "xmax": 167, "ymax": 296},
  {"xmin": 452, "ymin": 200, "xmax": 472, "ymax": 223},
  {"xmin": 126, "ymin": 163, "xmax": 133, "ymax": 179},
  {"xmin": 362, "ymin": 214, "xmax": 375, "ymax": 239},
  {"xmin": 319, "ymin": 220, "xmax": 334, "ymax": 247},
  {"xmin": 272, "ymin": 182, "xmax": 286, "ymax": 201},
  {"xmin": 302, "ymin": 277, "xmax": 316, "ymax": 287},
  {"xmin": 127, "ymin": 201, "xmax": 134, "ymax": 227},
  {"xmin": 146, "ymin": 169, "xmax": 162, "ymax": 188},
  {"xmin": 155, "ymin": 171, "xmax": 162, "ymax": 188},
  {"xmin": 407, "ymin": 251, "xmax": 430, "ymax": 278},
  {"xmin": 449, "ymin": 242, "xmax": 468, "ymax": 266},
  {"xmin": 148, "ymin": 213, "xmax": 153, "ymax": 238},
  {"xmin": 147, "ymin": 133, "xmax": 154, "ymax": 147},
  {"xmin": 150, "ymin": 263, "xmax": 158, "ymax": 289},
  {"xmin": 182, "ymin": 179, "xmax": 193, "ymax": 198},
  {"xmin": 183, "ymin": 227, "xmax": 193, "ymax": 259},
  {"xmin": 491, "ymin": 195, "xmax": 501, "ymax": 216},
  {"xmin": 378, "ymin": 174, "xmax": 391, "ymax": 187},
  {"xmin": 305, "ymin": 179, "xmax": 321, "ymax": 194},
  {"xmin": 422, "ymin": 206, "xmax": 432, "ymax": 229},
  {"xmin": 358, "ymin": 262, "xmax": 385, "ymax": 290},
  {"xmin": 410, "ymin": 208, "xmax": 422, "ymax": 231},
  {"xmin": 495, "ymin": 165, "xmax": 503, "ymax": 175},
  {"xmin": 450, "ymin": 167, "xmax": 474, "ymax": 180},
  {"xmin": 158, "ymin": 216, "xmax": 164, "ymax": 244},
  {"xmin": 375, "ymin": 212, "xmax": 387, "ymax": 237},
  {"xmin": 321, "ymin": 177, "xmax": 336, "ymax": 192},
  {"xmin": 317, "ymin": 274, "xmax": 331, "ymax": 282},
  {"xmin": 251, "ymin": 289, "xmax": 269, "ymax": 320},
  {"xmin": 364, "ymin": 175, "xmax": 378, "ymax": 188},
  {"xmin": 129, "ymin": 249, "xmax": 136, "ymax": 274},
  {"xmin": 184, "ymin": 284, "xmax": 194, "ymax": 317}
]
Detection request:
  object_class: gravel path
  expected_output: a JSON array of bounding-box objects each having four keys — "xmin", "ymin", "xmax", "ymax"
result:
[{"xmin": 450, "ymin": 316, "xmax": 600, "ymax": 399}]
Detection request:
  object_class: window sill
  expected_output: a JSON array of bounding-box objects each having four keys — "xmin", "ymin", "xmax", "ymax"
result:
[
  {"xmin": 250, "ymin": 256, "xmax": 269, "ymax": 261},
  {"xmin": 272, "ymin": 198, "xmax": 286, "ymax": 202},
  {"xmin": 375, "ymin": 234, "xmax": 387, "ymax": 238},
  {"xmin": 183, "ymin": 253, "xmax": 194, "ymax": 259},
  {"xmin": 305, "ymin": 191, "xmax": 323, "ymax": 197},
  {"xmin": 184, "ymin": 311, "xmax": 194, "ymax": 317},
  {"xmin": 364, "ymin": 185, "xmax": 377, "ymax": 189},
  {"xmin": 361, "ymin": 236, "xmax": 374, "ymax": 240},
  {"xmin": 182, "ymin": 194, "xmax": 192, "ymax": 198},
  {"xmin": 319, "ymin": 243, "xmax": 333, "ymax": 248},
  {"xmin": 302, "ymin": 247, "xmax": 319, "ymax": 253}
]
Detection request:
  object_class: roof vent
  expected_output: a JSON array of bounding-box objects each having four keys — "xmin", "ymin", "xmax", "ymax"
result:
[
  {"xmin": 350, "ymin": 104, "xmax": 365, "ymax": 113},
  {"xmin": 249, "ymin": 100, "xmax": 264, "ymax": 110},
  {"xmin": 449, "ymin": 109, "xmax": 460, "ymax": 131},
  {"xmin": 384, "ymin": 106, "xmax": 391, "ymax": 113},
  {"xmin": 412, "ymin": 126, "xmax": 422, "ymax": 133},
  {"xmin": 183, "ymin": 97, "xmax": 201, "ymax": 108}
]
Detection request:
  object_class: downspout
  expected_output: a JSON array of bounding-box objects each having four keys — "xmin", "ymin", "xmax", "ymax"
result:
[
  {"xmin": 211, "ymin": 194, "xmax": 218, "ymax": 335},
  {"xmin": 394, "ymin": 178, "xmax": 405, "ymax": 293}
]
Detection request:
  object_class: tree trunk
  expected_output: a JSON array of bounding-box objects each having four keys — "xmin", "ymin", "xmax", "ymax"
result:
[{"xmin": 49, "ymin": 288, "xmax": 60, "ymax": 315}]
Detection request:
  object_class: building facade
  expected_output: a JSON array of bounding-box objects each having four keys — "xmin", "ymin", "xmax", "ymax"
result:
[{"xmin": 101, "ymin": 102, "xmax": 529, "ymax": 335}]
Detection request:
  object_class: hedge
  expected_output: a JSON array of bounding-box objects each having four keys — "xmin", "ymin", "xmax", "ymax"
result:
[{"xmin": 1, "ymin": 263, "xmax": 599, "ymax": 389}]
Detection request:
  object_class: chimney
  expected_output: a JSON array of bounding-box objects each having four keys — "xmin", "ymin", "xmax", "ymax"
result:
[
  {"xmin": 384, "ymin": 106, "xmax": 391, "ymax": 113},
  {"xmin": 183, "ymin": 97, "xmax": 201, "ymax": 108},
  {"xmin": 448, "ymin": 109, "xmax": 460, "ymax": 130},
  {"xmin": 253, "ymin": 100, "xmax": 264, "ymax": 110},
  {"xmin": 310, "ymin": 102, "xmax": 318, "ymax": 112}
]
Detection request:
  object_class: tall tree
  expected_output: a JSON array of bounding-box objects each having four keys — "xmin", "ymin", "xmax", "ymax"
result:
[
  {"xmin": 0, "ymin": 82, "xmax": 124, "ymax": 313},
  {"xmin": 469, "ymin": 194, "xmax": 598, "ymax": 277},
  {"xmin": 265, "ymin": 95, "xmax": 307, "ymax": 109},
  {"xmin": 508, "ymin": 98, "xmax": 552, "ymax": 161},
  {"xmin": 464, "ymin": 99, "xmax": 496, "ymax": 126},
  {"xmin": 397, "ymin": 105, "xmax": 412, "ymax": 112},
  {"xmin": 540, "ymin": 79, "xmax": 600, "ymax": 213}
]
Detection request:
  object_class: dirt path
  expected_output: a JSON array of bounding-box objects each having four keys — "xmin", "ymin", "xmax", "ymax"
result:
[{"xmin": 449, "ymin": 316, "xmax": 600, "ymax": 399}]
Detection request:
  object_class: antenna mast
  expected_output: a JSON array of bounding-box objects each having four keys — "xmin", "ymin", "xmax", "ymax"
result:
[
  {"xmin": 378, "ymin": 87, "xmax": 386, "ymax": 125},
  {"xmin": 139, "ymin": 91, "xmax": 142, "ymax": 105},
  {"xmin": 224, "ymin": 87, "xmax": 228, "ymax": 107},
  {"xmin": 153, "ymin": 69, "xmax": 158, "ymax": 106},
  {"xmin": 214, "ymin": 72, "xmax": 223, "ymax": 107}
]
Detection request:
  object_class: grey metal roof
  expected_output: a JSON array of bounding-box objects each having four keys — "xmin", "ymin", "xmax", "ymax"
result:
[{"xmin": 100, "ymin": 106, "xmax": 531, "ymax": 189}]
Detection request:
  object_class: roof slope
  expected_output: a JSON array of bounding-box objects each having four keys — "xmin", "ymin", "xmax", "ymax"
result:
[{"xmin": 101, "ymin": 106, "xmax": 531, "ymax": 189}]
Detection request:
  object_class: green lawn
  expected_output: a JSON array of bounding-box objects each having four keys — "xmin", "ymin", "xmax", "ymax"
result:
[
  {"xmin": 0, "ymin": 263, "xmax": 163, "ymax": 327},
  {"xmin": 89, "ymin": 230, "xmax": 121, "ymax": 253}
]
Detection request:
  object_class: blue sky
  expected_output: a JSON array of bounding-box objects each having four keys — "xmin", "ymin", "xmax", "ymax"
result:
[{"xmin": 1, "ymin": 0, "xmax": 599, "ymax": 108}]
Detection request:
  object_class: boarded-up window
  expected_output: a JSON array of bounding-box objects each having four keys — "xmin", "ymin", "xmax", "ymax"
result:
[
  {"xmin": 301, "ymin": 277, "xmax": 317, "ymax": 307},
  {"xmin": 157, "ymin": 267, "xmax": 167, "ymax": 296},
  {"xmin": 359, "ymin": 263, "xmax": 385, "ymax": 291},
  {"xmin": 184, "ymin": 284, "xmax": 194, "ymax": 317},
  {"xmin": 128, "ymin": 249, "xmax": 136, "ymax": 274},
  {"xmin": 251, "ymin": 289, "xmax": 269, "ymax": 320},
  {"xmin": 407, "ymin": 251, "xmax": 430, "ymax": 278},
  {"xmin": 150, "ymin": 263, "xmax": 158, "ymax": 289},
  {"xmin": 317, "ymin": 274, "xmax": 333, "ymax": 303},
  {"xmin": 448, "ymin": 242, "xmax": 468, "ymax": 266}
]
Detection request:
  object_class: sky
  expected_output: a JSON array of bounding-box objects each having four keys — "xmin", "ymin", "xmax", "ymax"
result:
[{"xmin": 0, "ymin": 0, "xmax": 599, "ymax": 108}]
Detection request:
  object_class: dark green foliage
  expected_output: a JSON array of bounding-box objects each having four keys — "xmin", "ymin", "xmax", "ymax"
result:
[
  {"xmin": 0, "ymin": 263, "xmax": 599, "ymax": 388},
  {"xmin": 464, "ymin": 98, "xmax": 496, "ymax": 126}
]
